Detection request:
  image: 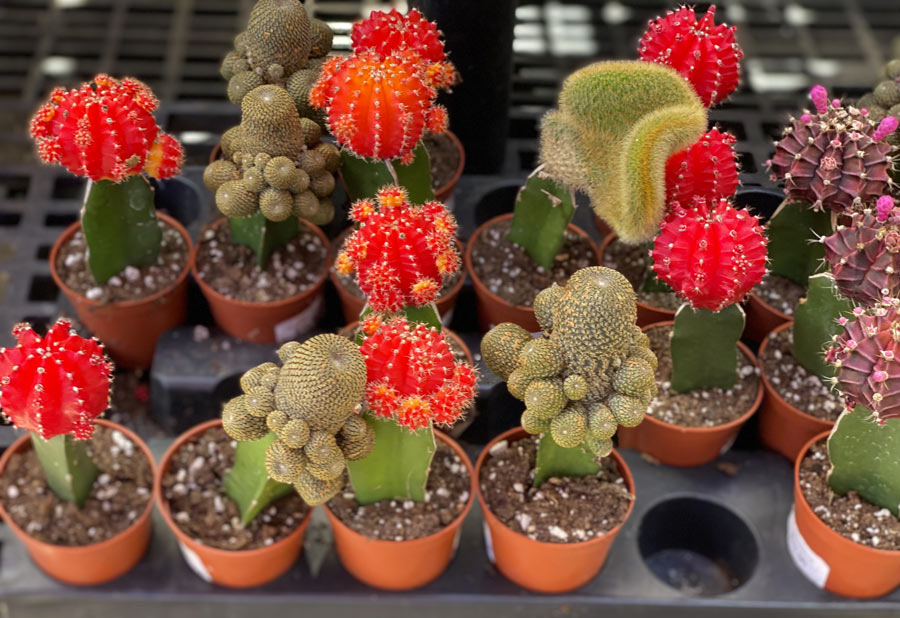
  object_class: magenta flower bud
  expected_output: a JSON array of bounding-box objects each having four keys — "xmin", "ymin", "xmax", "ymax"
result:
[
  {"xmin": 800, "ymin": 113, "xmax": 811, "ymax": 123},
  {"xmin": 877, "ymin": 195, "xmax": 894, "ymax": 222},
  {"xmin": 810, "ymin": 85, "xmax": 828, "ymax": 114},
  {"xmin": 874, "ymin": 116, "xmax": 899, "ymax": 142}
]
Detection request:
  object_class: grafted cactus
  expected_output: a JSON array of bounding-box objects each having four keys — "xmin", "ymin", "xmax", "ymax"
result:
[
  {"xmin": 482, "ymin": 267, "xmax": 657, "ymax": 477},
  {"xmin": 664, "ymin": 128, "xmax": 740, "ymax": 208}
]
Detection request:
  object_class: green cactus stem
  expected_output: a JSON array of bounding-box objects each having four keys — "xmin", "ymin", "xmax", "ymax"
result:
[
  {"xmin": 230, "ymin": 211, "xmax": 299, "ymax": 269},
  {"xmin": 792, "ymin": 273, "xmax": 852, "ymax": 380},
  {"xmin": 224, "ymin": 431, "xmax": 293, "ymax": 526},
  {"xmin": 30, "ymin": 433, "xmax": 98, "ymax": 508},
  {"xmin": 82, "ymin": 176, "xmax": 162, "ymax": 285},
  {"xmin": 534, "ymin": 432, "xmax": 599, "ymax": 487},
  {"xmin": 506, "ymin": 169, "xmax": 576, "ymax": 270},
  {"xmin": 340, "ymin": 142, "xmax": 434, "ymax": 205},
  {"xmin": 827, "ymin": 405, "xmax": 900, "ymax": 515},
  {"xmin": 765, "ymin": 200, "xmax": 832, "ymax": 285},
  {"xmin": 670, "ymin": 303, "xmax": 745, "ymax": 392}
]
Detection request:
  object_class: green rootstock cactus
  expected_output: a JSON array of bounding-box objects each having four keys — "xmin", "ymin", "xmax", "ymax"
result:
[
  {"xmin": 765, "ymin": 201, "xmax": 832, "ymax": 286},
  {"xmin": 792, "ymin": 273, "xmax": 852, "ymax": 381},
  {"xmin": 482, "ymin": 267, "xmax": 657, "ymax": 483},
  {"xmin": 222, "ymin": 335, "xmax": 375, "ymax": 508},
  {"xmin": 539, "ymin": 61, "xmax": 707, "ymax": 243}
]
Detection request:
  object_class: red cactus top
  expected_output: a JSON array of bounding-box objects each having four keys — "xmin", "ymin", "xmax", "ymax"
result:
[
  {"xmin": 360, "ymin": 317, "xmax": 476, "ymax": 430},
  {"xmin": 665, "ymin": 128, "xmax": 740, "ymax": 209},
  {"xmin": 352, "ymin": 9, "xmax": 446, "ymax": 63},
  {"xmin": 0, "ymin": 319, "xmax": 112, "ymax": 440},
  {"xmin": 336, "ymin": 185, "xmax": 460, "ymax": 313},
  {"xmin": 30, "ymin": 74, "xmax": 183, "ymax": 182},
  {"xmin": 639, "ymin": 6, "xmax": 743, "ymax": 107},
  {"xmin": 651, "ymin": 197, "xmax": 768, "ymax": 312}
]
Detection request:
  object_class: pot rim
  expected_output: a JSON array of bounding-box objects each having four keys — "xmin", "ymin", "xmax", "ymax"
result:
[
  {"xmin": 190, "ymin": 217, "xmax": 331, "ymax": 310},
  {"xmin": 748, "ymin": 289, "xmax": 792, "ymax": 322},
  {"xmin": 463, "ymin": 212, "xmax": 603, "ymax": 313},
  {"xmin": 322, "ymin": 428, "xmax": 477, "ymax": 547},
  {"xmin": 0, "ymin": 418, "xmax": 157, "ymax": 553},
  {"xmin": 794, "ymin": 430, "xmax": 900, "ymax": 557},
  {"xmin": 49, "ymin": 211, "xmax": 193, "ymax": 310},
  {"xmin": 153, "ymin": 418, "xmax": 312, "ymax": 559},
  {"xmin": 475, "ymin": 426, "xmax": 636, "ymax": 549},
  {"xmin": 758, "ymin": 320, "xmax": 835, "ymax": 429},
  {"xmin": 434, "ymin": 129, "xmax": 466, "ymax": 199},
  {"xmin": 597, "ymin": 232, "xmax": 676, "ymax": 318},
  {"xmin": 639, "ymin": 321, "xmax": 765, "ymax": 434}
]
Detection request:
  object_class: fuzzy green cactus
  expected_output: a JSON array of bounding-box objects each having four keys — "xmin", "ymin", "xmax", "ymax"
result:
[
  {"xmin": 222, "ymin": 335, "xmax": 375, "ymax": 511},
  {"xmin": 539, "ymin": 61, "xmax": 707, "ymax": 244},
  {"xmin": 482, "ymin": 267, "xmax": 657, "ymax": 485}
]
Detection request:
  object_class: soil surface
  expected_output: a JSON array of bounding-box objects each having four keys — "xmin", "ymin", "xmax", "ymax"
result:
[
  {"xmin": 752, "ymin": 275, "xmax": 806, "ymax": 316},
  {"xmin": 646, "ymin": 324, "xmax": 761, "ymax": 427},
  {"xmin": 759, "ymin": 326, "xmax": 843, "ymax": 421},
  {"xmin": 55, "ymin": 221, "xmax": 188, "ymax": 303},
  {"xmin": 160, "ymin": 426, "xmax": 309, "ymax": 550},
  {"xmin": 327, "ymin": 443, "xmax": 470, "ymax": 541},
  {"xmin": 479, "ymin": 435, "xmax": 632, "ymax": 543},
  {"xmin": 423, "ymin": 132, "xmax": 460, "ymax": 190},
  {"xmin": 800, "ymin": 441, "xmax": 900, "ymax": 550},
  {"xmin": 0, "ymin": 426, "xmax": 152, "ymax": 546},
  {"xmin": 601, "ymin": 237, "xmax": 681, "ymax": 311},
  {"xmin": 194, "ymin": 221, "xmax": 327, "ymax": 303},
  {"xmin": 470, "ymin": 218, "xmax": 597, "ymax": 307}
]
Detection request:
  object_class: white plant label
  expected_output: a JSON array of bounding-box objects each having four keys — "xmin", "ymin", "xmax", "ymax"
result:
[
  {"xmin": 274, "ymin": 294, "xmax": 324, "ymax": 344},
  {"xmin": 483, "ymin": 522, "xmax": 496, "ymax": 564},
  {"xmin": 787, "ymin": 507, "xmax": 829, "ymax": 589},
  {"xmin": 179, "ymin": 542, "xmax": 213, "ymax": 583}
]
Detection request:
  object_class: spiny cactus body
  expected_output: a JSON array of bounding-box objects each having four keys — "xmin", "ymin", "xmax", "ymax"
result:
[
  {"xmin": 639, "ymin": 6, "xmax": 742, "ymax": 107},
  {"xmin": 0, "ymin": 319, "xmax": 112, "ymax": 440},
  {"xmin": 482, "ymin": 267, "xmax": 657, "ymax": 458},
  {"xmin": 651, "ymin": 197, "xmax": 768, "ymax": 312},
  {"xmin": 768, "ymin": 85, "xmax": 897, "ymax": 214},
  {"xmin": 665, "ymin": 127, "xmax": 739, "ymax": 208},
  {"xmin": 30, "ymin": 75, "xmax": 182, "ymax": 182},
  {"xmin": 336, "ymin": 185, "xmax": 459, "ymax": 313}
]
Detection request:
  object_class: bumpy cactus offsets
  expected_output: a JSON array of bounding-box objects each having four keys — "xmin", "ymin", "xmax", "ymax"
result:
[
  {"xmin": 651, "ymin": 197, "xmax": 768, "ymax": 312},
  {"xmin": 336, "ymin": 185, "xmax": 459, "ymax": 313},
  {"xmin": 222, "ymin": 335, "xmax": 375, "ymax": 506},
  {"xmin": 482, "ymin": 267, "xmax": 657, "ymax": 459},
  {"xmin": 538, "ymin": 61, "xmax": 707, "ymax": 243},
  {"xmin": 824, "ymin": 196, "xmax": 900, "ymax": 306},
  {"xmin": 665, "ymin": 128, "xmax": 740, "ymax": 208},
  {"xmin": 30, "ymin": 74, "xmax": 182, "ymax": 182},
  {"xmin": 768, "ymin": 85, "xmax": 898, "ymax": 214},
  {"xmin": 360, "ymin": 317, "xmax": 477, "ymax": 430},
  {"xmin": 639, "ymin": 6, "xmax": 743, "ymax": 107},
  {"xmin": 856, "ymin": 58, "xmax": 900, "ymax": 147}
]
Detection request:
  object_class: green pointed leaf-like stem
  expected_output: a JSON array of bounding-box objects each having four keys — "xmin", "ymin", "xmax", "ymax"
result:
[
  {"xmin": 507, "ymin": 172, "xmax": 576, "ymax": 270},
  {"xmin": 230, "ymin": 212, "xmax": 299, "ymax": 269},
  {"xmin": 533, "ymin": 432, "xmax": 600, "ymax": 487},
  {"xmin": 828, "ymin": 406, "xmax": 900, "ymax": 516},
  {"xmin": 766, "ymin": 201, "xmax": 832, "ymax": 286},
  {"xmin": 792, "ymin": 273, "xmax": 853, "ymax": 380},
  {"xmin": 671, "ymin": 303, "xmax": 745, "ymax": 393},
  {"xmin": 30, "ymin": 433, "xmax": 98, "ymax": 508},
  {"xmin": 224, "ymin": 432, "xmax": 293, "ymax": 526},
  {"xmin": 340, "ymin": 142, "xmax": 434, "ymax": 204},
  {"xmin": 82, "ymin": 176, "xmax": 161, "ymax": 284},
  {"xmin": 347, "ymin": 414, "xmax": 436, "ymax": 504}
]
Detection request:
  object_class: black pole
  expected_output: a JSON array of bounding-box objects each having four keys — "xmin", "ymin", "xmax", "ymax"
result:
[{"xmin": 410, "ymin": 0, "xmax": 516, "ymax": 174}]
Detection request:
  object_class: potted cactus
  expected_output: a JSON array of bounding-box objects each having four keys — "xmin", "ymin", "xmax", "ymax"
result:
[
  {"xmin": 30, "ymin": 75, "xmax": 189, "ymax": 368},
  {"xmin": 616, "ymin": 196, "xmax": 768, "ymax": 466},
  {"xmin": 0, "ymin": 319, "xmax": 156, "ymax": 585},
  {"xmin": 758, "ymin": 87, "xmax": 899, "ymax": 460},
  {"xmin": 477, "ymin": 266, "xmax": 655, "ymax": 593},
  {"xmin": 197, "ymin": 0, "xmax": 338, "ymax": 343},
  {"xmin": 856, "ymin": 56, "xmax": 900, "ymax": 149}
]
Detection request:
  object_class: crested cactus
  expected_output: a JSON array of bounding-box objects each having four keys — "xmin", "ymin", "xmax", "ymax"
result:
[
  {"xmin": 0, "ymin": 319, "xmax": 113, "ymax": 507},
  {"xmin": 665, "ymin": 128, "xmax": 740, "ymax": 208},
  {"xmin": 639, "ymin": 6, "xmax": 743, "ymax": 107},
  {"xmin": 482, "ymin": 267, "xmax": 657, "ymax": 484},
  {"xmin": 768, "ymin": 85, "xmax": 897, "ymax": 214}
]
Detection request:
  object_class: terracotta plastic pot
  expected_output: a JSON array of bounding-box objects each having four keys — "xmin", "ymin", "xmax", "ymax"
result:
[
  {"xmin": 329, "ymin": 230, "xmax": 465, "ymax": 325},
  {"xmin": 476, "ymin": 427, "xmax": 635, "ymax": 593},
  {"xmin": 464, "ymin": 213, "xmax": 602, "ymax": 332},
  {"xmin": 0, "ymin": 419, "xmax": 156, "ymax": 585},
  {"xmin": 154, "ymin": 419, "xmax": 313, "ymax": 588},
  {"xmin": 593, "ymin": 214, "xmax": 612, "ymax": 240},
  {"xmin": 322, "ymin": 430, "xmax": 475, "ymax": 591},
  {"xmin": 49, "ymin": 212, "xmax": 191, "ymax": 369},
  {"xmin": 191, "ymin": 218, "xmax": 330, "ymax": 343},
  {"xmin": 339, "ymin": 322, "xmax": 473, "ymax": 366},
  {"xmin": 791, "ymin": 432, "xmax": 900, "ymax": 598},
  {"xmin": 616, "ymin": 322, "xmax": 764, "ymax": 467},
  {"xmin": 743, "ymin": 291, "xmax": 791, "ymax": 345},
  {"xmin": 433, "ymin": 130, "xmax": 465, "ymax": 204},
  {"xmin": 597, "ymin": 233, "xmax": 675, "ymax": 328},
  {"xmin": 757, "ymin": 321, "xmax": 835, "ymax": 461}
]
